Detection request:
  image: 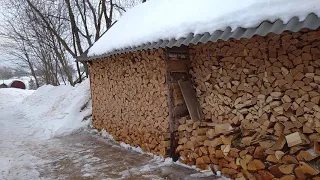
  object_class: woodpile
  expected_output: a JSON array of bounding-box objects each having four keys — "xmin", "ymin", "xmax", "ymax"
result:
[
  {"xmin": 175, "ymin": 29, "xmax": 320, "ymax": 179},
  {"xmin": 89, "ymin": 49, "xmax": 171, "ymax": 156},
  {"xmin": 88, "ymin": 27, "xmax": 320, "ymax": 178}
]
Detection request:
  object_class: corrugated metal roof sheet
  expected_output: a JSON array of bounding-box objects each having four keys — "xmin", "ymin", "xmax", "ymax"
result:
[{"xmin": 79, "ymin": 13, "xmax": 320, "ymax": 62}]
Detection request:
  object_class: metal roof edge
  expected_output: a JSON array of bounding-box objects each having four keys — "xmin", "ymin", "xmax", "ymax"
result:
[{"xmin": 80, "ymin": 13, "xmax": 320, "ymax": 62}]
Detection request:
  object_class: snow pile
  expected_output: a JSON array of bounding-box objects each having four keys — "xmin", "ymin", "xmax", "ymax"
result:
[
  {"xmin": 120, "ymin": 142, "xmax": 145, "ymax": 154},
  {"xmin": 0, "ymin": 88, "xmax": 34, "ymax": 107},
  {"xmin": 18, "ymin": 79, "xmax": 92, "ymax": 140},
  {"xmin": 101, "ymin": 129, "xmax": 115, "ymax": 140},
  {"xmin": 88, "ymin": 0, "xmax": 320, "ymax": 56}
]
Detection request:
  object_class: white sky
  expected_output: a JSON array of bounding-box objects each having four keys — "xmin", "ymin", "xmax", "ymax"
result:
[
  {"xmin": 0, "ymin": 3, "xmax": 13, "ymax": 68},
  {"xmin": 0, "ymin": 4, "xmax": 8, "ymax": 67}
]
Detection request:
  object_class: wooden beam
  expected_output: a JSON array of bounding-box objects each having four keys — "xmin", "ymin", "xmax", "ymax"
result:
[
  {"xmin": 166, "ymin": 60, "xmax": 188, "ymax": 73},
  {"xmin": 178, "ymin": 80, "xmax": 204, "ymax": 121}
]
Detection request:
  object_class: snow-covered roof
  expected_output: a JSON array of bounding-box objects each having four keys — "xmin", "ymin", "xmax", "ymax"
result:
[{"xmin": 85, "ymin": 0, "xmax": 320, "ymax": 60}]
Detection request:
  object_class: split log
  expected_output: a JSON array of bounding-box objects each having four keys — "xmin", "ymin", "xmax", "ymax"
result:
[
  {"xmin": 285, "ymin": 132, "xmax": 309, "ymax": 147},
  {"xmin": 278, "ymin": 164, "xmax": 295, "ymax": 175},
  {"xmin": 299, "ymin": 162, "xmax": 319, "ymax": 176}
]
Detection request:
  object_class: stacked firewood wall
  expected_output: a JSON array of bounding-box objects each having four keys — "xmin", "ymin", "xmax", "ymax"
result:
[
  {"xmin": 89, "ymin": 49, "xmax": 170, "ymax": 156},
  {"xmin": 177, "ymin": 29, "xmax": 320, "ymax": 179}
]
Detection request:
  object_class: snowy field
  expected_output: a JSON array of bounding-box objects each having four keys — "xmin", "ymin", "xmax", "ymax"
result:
[{"xmin": 0, "ymin": 80, "xmax": 218, "ymax": 180}]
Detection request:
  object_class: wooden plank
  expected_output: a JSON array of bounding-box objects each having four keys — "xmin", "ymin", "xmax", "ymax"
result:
[
  {"xmin": 167, "ymin": 72, "xmax": 189, "ymax": 83},
  {"xmin": 173, "ymin": 104, "xmax": 189, "ymax": 118},
  {"xmin": 164, "ymin": 46, "xmax": 189, "ymax": 60},
  {"xmin": 167, "ymin": 45, "xmax": 189, "ymax": 53},
  {"xmin": 167, "ymin": 60, "xmax": 188, "ymax": 72},
  {"xmin": 178, "ymin": 80, "xmax": 203, "ymax": 121},
  {"xmin": 165, "ymin": 79, "xmax": 178, "ymax": 160}
]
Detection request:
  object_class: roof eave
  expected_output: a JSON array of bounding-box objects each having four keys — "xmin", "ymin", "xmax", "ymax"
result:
[{"xmin": 80, "ymin": 13, "xmax": 320, "ymax": 62}]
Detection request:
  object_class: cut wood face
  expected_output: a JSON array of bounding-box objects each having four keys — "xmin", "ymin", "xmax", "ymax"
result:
[
  {"xmin": 89, "ymin": 49, "xmax": 170, "ymax": 156},
  {"xmin": 176, "ymin": 28, "xmax": 320, "ymax": 178}
]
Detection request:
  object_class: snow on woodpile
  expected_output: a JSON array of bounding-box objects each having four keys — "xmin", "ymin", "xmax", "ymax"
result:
[
  {"xmin": 18, "ymin": 79, "xmax": 92, "ymax": 140},
  {"xmin": 88, "ymin": 0, "xmax": 320, "ymax": 56}
]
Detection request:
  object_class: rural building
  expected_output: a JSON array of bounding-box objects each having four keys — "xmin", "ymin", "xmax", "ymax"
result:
[
  {"xmin": 0, "ymin": 83, "xmax": 8, "ymax": 88},
  {"xmin": 79, "ymin": 1, "xmax": 320, "ymax": 179},
  {"xmin": 9, "ymin": 80, "xmax": 26, "ymax": 89}
]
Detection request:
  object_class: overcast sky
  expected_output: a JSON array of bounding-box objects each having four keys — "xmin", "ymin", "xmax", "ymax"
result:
[
  {"xmin": 0, "ymin": 4, "xmax": 5, "ymax": 66},
  {"xmin": 0, "ymin": 4, "xmax": 11, "ymax": 67}
]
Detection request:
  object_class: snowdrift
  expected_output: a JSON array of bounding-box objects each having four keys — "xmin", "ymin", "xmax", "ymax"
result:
[
  {"xmin": 0, "ymin": 88, "xmax": 34, "ymax": 107},
  {"xmin": 18, "ymin": 79, "xmax": 92, "ymax": 140}
]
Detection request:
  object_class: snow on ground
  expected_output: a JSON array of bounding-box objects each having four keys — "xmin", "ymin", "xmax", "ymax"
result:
[
  {"xmin": 0, "ymin": 88, "xmax": 34, "ymax": 107},
  {"xmin": 0, "ymin": 79, "xmax": 218, "ymax": 179},
  {"xmin": 88, "ymin": 0, "xmax": 320, "ymax": 56},
  {"xmin": 0, "ymin": 80, "xmax": 92, "ymax": 180}
]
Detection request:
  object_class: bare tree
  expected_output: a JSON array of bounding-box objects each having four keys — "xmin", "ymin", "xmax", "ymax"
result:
[
  {"xmin": 24, "ymin": 0, "xmax": 140, "ymax": 82},
  {"xmin": 0, "ymin": 0, "xmax": 141, "ymax": 86},
  {"xmin": 0, "ymin": 66, "xmax": 14, "ymax": 80},
  {"xmin": 0, "ymin": 6, "xmax": 41, "ymax": 87}
]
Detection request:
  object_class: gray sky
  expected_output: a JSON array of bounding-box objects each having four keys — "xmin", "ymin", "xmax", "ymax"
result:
[
  {"xmin": 0, "ymin": 4, "xmax": 11, "ymax": 67},
  {"xmin": 0, "ymin": 4, "xmax": 5, "ymax": 66}
]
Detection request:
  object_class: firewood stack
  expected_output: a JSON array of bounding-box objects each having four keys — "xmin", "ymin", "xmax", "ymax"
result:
[
  {"xmin": 89, "ymin": 49, "xmax": 171, "ymax": 156},
  {"xmin": 176, "ymin": 29, "xmax": 320, "ymax": 179}
]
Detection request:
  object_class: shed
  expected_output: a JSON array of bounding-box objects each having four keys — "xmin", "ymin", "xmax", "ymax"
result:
[
  {"xmin": 79, "ymin": 0, "xmax": 320, "ymax": 178},
  {"xmin": 9, "ymin": 80, "xmax": 26, "ymax": 89}
]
